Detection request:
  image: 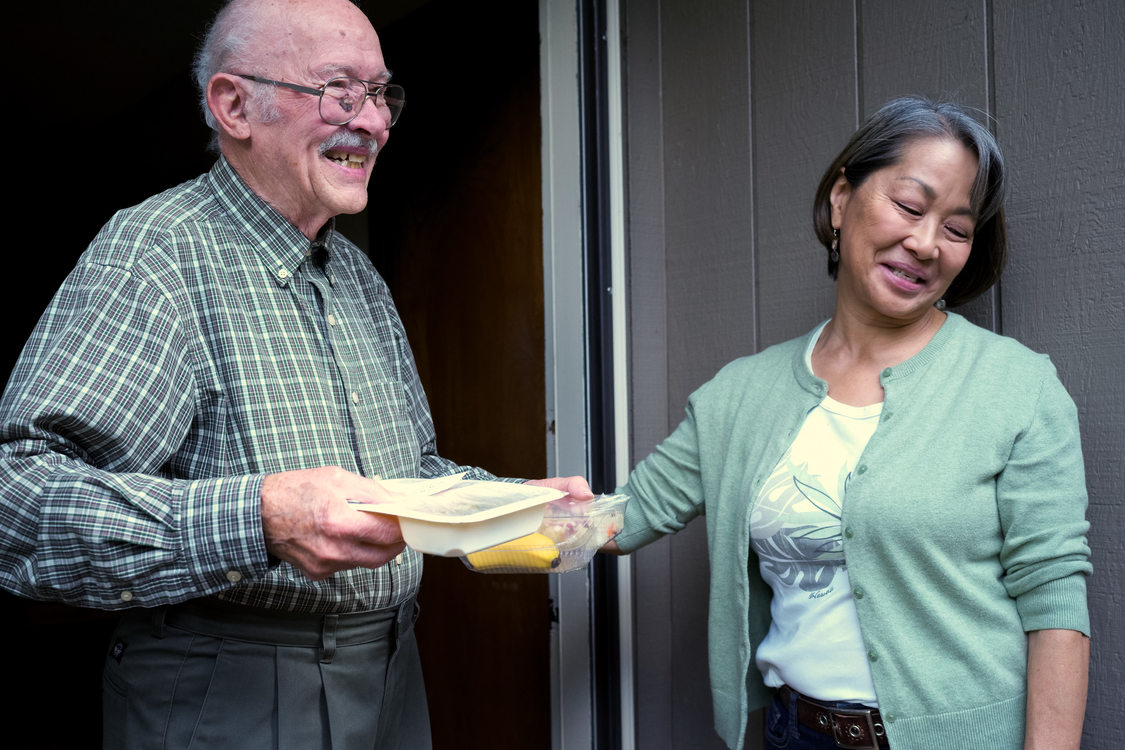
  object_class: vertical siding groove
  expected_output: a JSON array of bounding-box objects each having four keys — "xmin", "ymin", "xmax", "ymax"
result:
[
  {"xmin": 983, "ymin": 0, "xmax": 1004, "ymax": 334},
  {"xmin": 853, "ymin": 0, "xmax": 863, "ymax": 128}
]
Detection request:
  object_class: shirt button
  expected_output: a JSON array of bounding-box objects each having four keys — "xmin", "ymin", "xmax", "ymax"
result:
[
  {"xmin": 394, "ymin": 553, "xmax": 404, "ymax": 566},
  {"xmin": 277, "ymin": 267, "xmax": 290, "ymax": 280},
  {"xmin": 352, "ymin": 391, "xmax": 360, "ymax": 405},
  {"xmin": 225, "ymin": 570, "xmax": 243, "ymax": 583},
  {"xmin": 120, "ymin": 590, "xmax": 134, "ymax": 602},
  {"xmin": 327, "ymin": 314, "xmax": 337, "ymax": 327}
]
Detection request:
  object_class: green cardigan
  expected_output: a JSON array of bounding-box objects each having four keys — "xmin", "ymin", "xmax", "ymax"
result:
[{"xmin": 616, "ymin": 313, "xmax": 1091, "ymax": 750}]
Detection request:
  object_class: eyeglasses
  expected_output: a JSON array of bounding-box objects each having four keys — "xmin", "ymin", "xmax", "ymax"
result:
[{"xmin": 233, "ymin": 74, "xmax": 405, "ymax": 127}]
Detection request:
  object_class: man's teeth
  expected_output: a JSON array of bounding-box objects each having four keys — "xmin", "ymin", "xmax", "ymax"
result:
[
  {"xmin": 326, "ymin": 152, "xmax": 367, "ymax": 168},
  {"xmin": 892, "ymin": 268, "xmax": 920, "ymax": 283}
]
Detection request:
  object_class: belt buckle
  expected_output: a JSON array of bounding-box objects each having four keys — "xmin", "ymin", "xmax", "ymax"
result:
[{"xmin": 828, "ymin": 705, "xmax": 882, "ymax": 749}]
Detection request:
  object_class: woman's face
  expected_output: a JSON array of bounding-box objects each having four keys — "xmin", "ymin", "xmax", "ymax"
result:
[{"xmin": 830, "ymin": 136, "xmax": 978, "ymax": 326}]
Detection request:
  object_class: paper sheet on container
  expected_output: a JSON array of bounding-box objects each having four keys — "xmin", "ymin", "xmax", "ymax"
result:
[{"xmin": 349, "ymin": 474, "xmax": 565, "ymax": 523}]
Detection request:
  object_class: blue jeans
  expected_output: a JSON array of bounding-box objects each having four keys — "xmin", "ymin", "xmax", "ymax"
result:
[{"xmin": 764, "ymin": 690, "xmax": 889, "ymax": 750}]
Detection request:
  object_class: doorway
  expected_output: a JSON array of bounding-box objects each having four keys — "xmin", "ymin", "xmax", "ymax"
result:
[
  {"xmin": 2, "ymin": 0, "xmax": 552, "ymax": 747},
  {"xmin": 369, "ymin": 1, "xmax": 553, "ymax": 747}
]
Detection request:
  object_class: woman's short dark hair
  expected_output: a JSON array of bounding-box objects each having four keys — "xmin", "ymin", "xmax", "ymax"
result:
[{"xmin": 812, "ymin": 96, "xmax": 1008, "ymax": 308}]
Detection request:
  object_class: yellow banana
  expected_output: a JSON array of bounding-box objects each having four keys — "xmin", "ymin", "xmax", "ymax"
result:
[{"xmin": 466, "ymin": 532, "xmax": 560, "ymax": 571}]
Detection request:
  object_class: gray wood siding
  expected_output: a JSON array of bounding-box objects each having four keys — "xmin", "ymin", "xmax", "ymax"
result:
[{"xmin": 621, "ymin": 1, "xmax": 1124, "ymax": 748}]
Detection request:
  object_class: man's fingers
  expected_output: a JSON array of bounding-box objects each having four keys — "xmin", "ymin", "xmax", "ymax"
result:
[{"xmin": 261, "ymin": 467, "xmax": 407, "ymax": 578}]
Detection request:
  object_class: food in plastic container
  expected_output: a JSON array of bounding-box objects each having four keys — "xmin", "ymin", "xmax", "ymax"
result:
[
  {"xmin": 461, "ymin": 493, "xmax": 629, "ymax": 574},
  {"xmin": 465, "ymin": 532, "xmax": 562, "ymax": 571}
]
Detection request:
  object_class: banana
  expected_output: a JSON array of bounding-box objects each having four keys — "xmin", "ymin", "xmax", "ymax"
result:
[{"xmin": 466, "ymin": 532, "xmax": 561, "ymax": 571}]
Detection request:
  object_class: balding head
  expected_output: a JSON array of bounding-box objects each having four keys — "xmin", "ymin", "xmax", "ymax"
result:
[{"xmin": 194, "ymin": 0, "xmax": 377, "ymax": 135}]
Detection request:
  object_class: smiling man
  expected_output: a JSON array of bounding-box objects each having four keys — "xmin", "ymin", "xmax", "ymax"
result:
[
  {"xmin": 0, "ymin": 0, "xmax": 588, "ymax": 747},
  {"xmin": 208, "ymin": 0, "xmax": 392, "ymax": 238}
]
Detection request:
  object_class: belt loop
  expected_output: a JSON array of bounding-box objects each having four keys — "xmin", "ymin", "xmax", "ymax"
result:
[
  {"xmin": 320, "ymin": 614, "xmax": 339, "ymax": 663},
  {"xmin": 149, "ymin": 605, "xmax": 169, "ymax": 639},
  {"xmin": 396, "ymin": 597, "xmax": 415, "ymax": 639},
  {"xmin": 786, "ymin": 686, "xmax": 800, "ymax": 741}
]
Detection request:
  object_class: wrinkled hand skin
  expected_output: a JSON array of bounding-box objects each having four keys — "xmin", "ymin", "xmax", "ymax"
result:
[{"xmin": 260, "ymin": 466, "xmax": 406, "ymax": 580}]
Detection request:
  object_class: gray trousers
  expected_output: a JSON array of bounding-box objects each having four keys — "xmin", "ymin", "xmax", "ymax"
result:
[{"xmin": 102, "ymin": 597, "xmax": 431, "ymax": 750}]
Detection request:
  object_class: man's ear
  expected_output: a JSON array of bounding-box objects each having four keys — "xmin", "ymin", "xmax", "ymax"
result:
[{"xmin": 207, "ymin": 74, "xmax": 252, "ymax": 141}]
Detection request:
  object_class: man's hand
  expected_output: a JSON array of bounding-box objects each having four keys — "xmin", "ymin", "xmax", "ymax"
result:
[
  {"xmin": 524, "ymin": 475, "xmax": 595, "ymax": 501},
  {"xmin": 260, "ymin": 466, "xmax": 406, "ymax": 580}
]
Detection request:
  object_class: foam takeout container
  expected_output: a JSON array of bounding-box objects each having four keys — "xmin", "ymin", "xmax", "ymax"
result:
[{"xmin": 351, "ymin": 476, "xmax": 565, "ymax": 556}]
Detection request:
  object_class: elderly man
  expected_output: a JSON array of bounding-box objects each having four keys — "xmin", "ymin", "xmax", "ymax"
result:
[{"xmin": 0, "ymin": 0, "xmax": 588, "ymax": 747}]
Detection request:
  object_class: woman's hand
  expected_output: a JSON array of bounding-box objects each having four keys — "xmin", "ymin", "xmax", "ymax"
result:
[
  {"xmin": 1024, "ymin": 628, "xmax": 1089, "ymax": 750},
  {"xmin": 524, "ymin": 475, "xmax": 594, "ymax": 502}
]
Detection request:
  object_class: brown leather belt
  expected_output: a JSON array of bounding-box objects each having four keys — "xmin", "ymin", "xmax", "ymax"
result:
[{"xmin": 780, "ymin": 685, "xmax": 889, "ymax": 748}]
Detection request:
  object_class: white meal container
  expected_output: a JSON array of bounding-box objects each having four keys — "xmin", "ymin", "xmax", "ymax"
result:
[{"xmin": 352, "ymin": 479, "xmax": 564, "ymax": 557}]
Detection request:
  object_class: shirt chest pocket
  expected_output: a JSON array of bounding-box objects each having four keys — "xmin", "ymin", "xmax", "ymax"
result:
[{"xmin": 350, "ymin": 378, "xmax": 422, "ymax": 479}]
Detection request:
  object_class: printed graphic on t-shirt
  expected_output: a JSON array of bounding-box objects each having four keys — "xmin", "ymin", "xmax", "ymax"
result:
[{"xmin": 750, "ymin": 457, "xmax": 849, "ymax": 595}]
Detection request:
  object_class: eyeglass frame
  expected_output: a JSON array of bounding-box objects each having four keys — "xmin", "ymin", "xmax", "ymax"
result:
[{"xmin": 232, "ymin": 73, "xmax": 404, "ymax": 127}]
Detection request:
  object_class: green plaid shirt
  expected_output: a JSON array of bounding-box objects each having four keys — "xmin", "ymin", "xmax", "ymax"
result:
[{"xmin": 0, "ymin": 157, "xmax": 491, "ymax": 613}]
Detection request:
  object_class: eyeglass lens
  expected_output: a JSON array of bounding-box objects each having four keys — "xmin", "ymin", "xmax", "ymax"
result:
[{"xmin": 320, "ymin": 77, "xmax": 405, "ymax": 126}]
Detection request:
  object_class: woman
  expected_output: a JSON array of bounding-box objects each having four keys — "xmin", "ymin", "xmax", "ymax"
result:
[{"xmin": 608, "ymin": 97, "xmax": 1091, "ymax": 750}]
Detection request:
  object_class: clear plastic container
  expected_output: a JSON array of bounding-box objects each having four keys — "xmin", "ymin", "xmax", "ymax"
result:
[{"xmin": 461, "ymin": 494, "xmax": 628, "ymax": 574}]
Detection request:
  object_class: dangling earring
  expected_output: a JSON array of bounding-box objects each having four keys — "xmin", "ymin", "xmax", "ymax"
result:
[{"xmin": 830, "ymin": 228, "xmax": 840, "ymax": 262}]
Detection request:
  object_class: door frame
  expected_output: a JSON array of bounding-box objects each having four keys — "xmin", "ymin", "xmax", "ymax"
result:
[{"xmin": 540, "ymin": 0, "xmax": 634, "ymax": 747}]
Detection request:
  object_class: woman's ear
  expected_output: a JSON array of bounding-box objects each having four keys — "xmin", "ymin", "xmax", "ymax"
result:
[{"xmin": 829, "ymin": 168, "xmax": 850, "ymax": 229}]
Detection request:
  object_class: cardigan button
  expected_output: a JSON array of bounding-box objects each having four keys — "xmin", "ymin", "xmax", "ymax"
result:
[
  {"xmin": 856, "ymin": 464, "xmax": 868, "ymax": 475},
  {"xmin": 867, "ymin": 650, "xmax": 879, "ymax": 662},
  {"xmin": 853, "ymin": 587, "xmax": 864, "ymax": 599},
  {"xmin": 844, "ymin": 527, "xmax": 854, "ymax": 539},
  {"xmin": 881, "ymin": 367, "xmax": 893, "ymax": 378}
]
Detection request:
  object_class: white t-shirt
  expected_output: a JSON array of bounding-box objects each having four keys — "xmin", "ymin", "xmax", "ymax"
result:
[{"xmin": 749, "ymin": 334, "xmax": 881, "ymax": 704}]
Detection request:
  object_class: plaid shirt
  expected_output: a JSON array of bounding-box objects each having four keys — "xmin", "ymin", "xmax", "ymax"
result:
[{"xmin": 0, "ymin": 157, "xmax": 492, "ymax": 613}]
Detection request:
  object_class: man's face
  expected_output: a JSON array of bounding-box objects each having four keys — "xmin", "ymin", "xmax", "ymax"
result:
[{"xmin": 242, "ymin": 0, "xmax": 392, "ymax": 237}]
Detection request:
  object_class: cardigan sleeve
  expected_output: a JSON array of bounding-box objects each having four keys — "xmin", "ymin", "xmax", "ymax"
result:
[
  {"xmin": 997, "ymin": 364, "xmax": 1092, "ymax": 635},
  {"xmin": 614, "ymin": 394, "xmax": 709, "ymax": 553}
]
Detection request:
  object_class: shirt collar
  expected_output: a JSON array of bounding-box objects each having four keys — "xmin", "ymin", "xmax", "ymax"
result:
[{"xmin": 207, "ymin": 157, "xmax": 337, "ymax": 287}]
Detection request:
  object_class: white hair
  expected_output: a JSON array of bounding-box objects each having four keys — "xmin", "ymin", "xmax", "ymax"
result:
[{"xmin": 192, "ymin": 0, "xmax": 282, "ymax": 147}]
